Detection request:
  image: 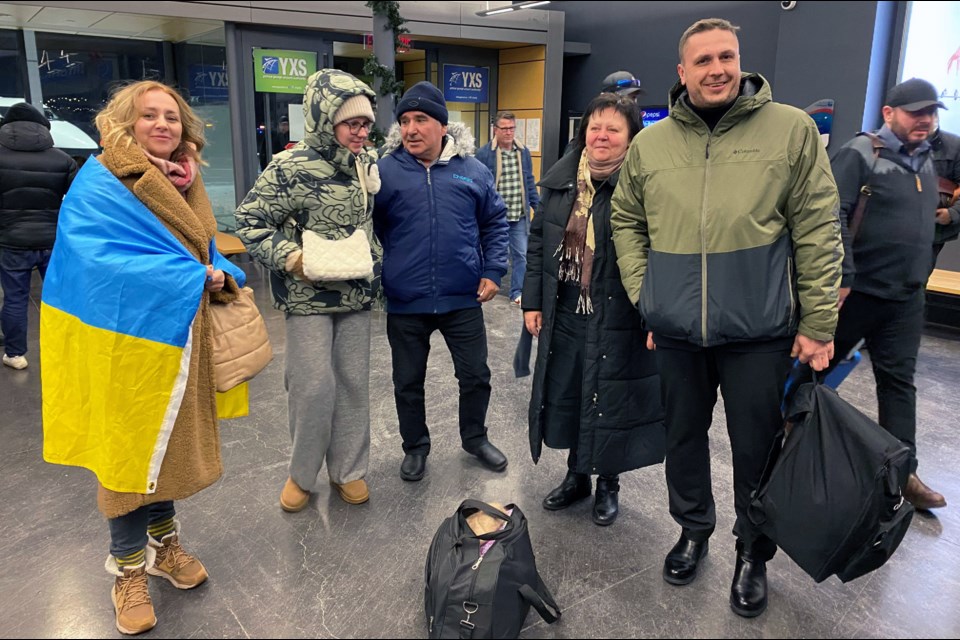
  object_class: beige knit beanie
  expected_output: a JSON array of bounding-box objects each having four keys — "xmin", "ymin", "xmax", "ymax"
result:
[{"xmin": 333, "ymin": 95, "xmax": 375, "ymax": 126}]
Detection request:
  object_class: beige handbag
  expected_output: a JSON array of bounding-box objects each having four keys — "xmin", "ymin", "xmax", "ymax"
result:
[
  {"xmin": 209, "ymin": 286, "xmax": 273, "ymax": 392},
  {"xmin": 301, "ymin": 227, "xmax": 374, "ymax": 281}
]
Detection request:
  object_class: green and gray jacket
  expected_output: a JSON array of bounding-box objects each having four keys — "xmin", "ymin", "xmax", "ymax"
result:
[
  {"xmin": 235, "ymin": 69, "xmax": 382, "ymax": 315},
  {"xmin": 610, "ymin": 73, "xmax": 842, "ymax": 347}
]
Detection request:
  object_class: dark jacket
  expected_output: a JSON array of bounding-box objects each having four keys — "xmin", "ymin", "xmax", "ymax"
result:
[
  {"xmin": 522, "ymin": 150, "xmax": 665, "ymax": 474},
  {"xmin": 832, "ymin": 128, "xmax": 939, "ymax": 300},
  {"xmin": 375, "ymin": 123, "xmax": 509, "ymax": 314},
  {"xmin": 0, "ymin": 118, "xmax": 77, "ymax": 250},
  {"xmin": 931, "ymin": 128, "xmax": 960, "ymax": 244},
  {"xmin": 475, "ymin": 140, "xmax": 540, "ymax": 220}
]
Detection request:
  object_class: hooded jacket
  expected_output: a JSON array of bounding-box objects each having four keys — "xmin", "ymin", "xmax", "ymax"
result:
[
  {"xmin": 611, "ymin": 73, "xmax": 843, "ymax": 348},
  {"xmin": 235, "ymin": 69, "xmax": 382, "ymax": 315},
  {"xmin": 0, "ymin": 105, "xmax": 77, "ymax": 250},
  {"xmin": 374, "ymin": 122, "xmax": 509, "ymax": 314}
]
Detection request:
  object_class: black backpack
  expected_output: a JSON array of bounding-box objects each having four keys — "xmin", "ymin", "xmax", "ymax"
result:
[
  {"xmin": 424, "ymin": 500, "xmax": 561, "ymax": 639},
  {"xmin": 749, "ymin": 381, "xmax": 914, "ymax": 583}
]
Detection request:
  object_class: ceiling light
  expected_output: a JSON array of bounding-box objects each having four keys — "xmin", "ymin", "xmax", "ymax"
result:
[{"xmin": 476, "ymin": 1, "xmax": 551, "ymax": 17}]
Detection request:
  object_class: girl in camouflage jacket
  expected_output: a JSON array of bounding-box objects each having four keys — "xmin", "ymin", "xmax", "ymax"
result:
[{"xmin": 235, "ymin": 69, "xmax": 381, "ymax": 509}]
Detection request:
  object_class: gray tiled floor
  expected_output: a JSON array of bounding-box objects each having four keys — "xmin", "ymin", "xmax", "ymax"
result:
[{"xmin": 1, "ymin": 262, "xmax": 958, "ymax": 638}]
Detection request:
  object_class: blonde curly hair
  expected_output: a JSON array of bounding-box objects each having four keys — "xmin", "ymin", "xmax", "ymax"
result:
[{"xmin": 95, "ymin": 81, "xmax": 206, "ymax": 163}]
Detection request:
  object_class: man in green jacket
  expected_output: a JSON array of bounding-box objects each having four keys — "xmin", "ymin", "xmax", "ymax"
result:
[{"xmin": 611, "ymin": 18, "xmax": 843, "ymax": 618}]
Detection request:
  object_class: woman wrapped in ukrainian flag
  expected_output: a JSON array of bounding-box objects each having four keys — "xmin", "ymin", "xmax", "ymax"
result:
[{"xmin": 40, "ymin": 80, "xmax": 246, "ymax": 635}]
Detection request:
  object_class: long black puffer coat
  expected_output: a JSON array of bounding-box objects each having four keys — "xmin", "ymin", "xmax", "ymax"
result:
[
  {"xmin": 0, "ymin": 105, "xmax": 77, "ymax": 250},
  {"xmin": 522, "ymin": 149, "xmax": 664, "ymax": 475}
]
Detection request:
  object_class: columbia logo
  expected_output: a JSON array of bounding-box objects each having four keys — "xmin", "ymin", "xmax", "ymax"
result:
[
  {"xmin": 732, "ymin": 148, "xmax": 761, "ymax": 155},
  {"xmin": 453, "ymin": 174, "xmax": 474, "ymax": 183}
]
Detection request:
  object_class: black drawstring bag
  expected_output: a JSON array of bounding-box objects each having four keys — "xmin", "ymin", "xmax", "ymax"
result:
[
  {"xmin": 424, "ymin": 500, "xmax": 560, "ymax": 638},
  {"xmin": 749, "ymin": 380, "xmax": 914, "ymax": 583}
]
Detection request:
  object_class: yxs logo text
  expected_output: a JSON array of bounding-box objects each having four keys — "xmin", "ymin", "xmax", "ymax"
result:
[
  {"xmin": 450, "ymin": 71, "xmax": 484, "ymax": 90},
  {"xmin": 262, "ymin": 55, "xmax": 308, "ymax": 77}
]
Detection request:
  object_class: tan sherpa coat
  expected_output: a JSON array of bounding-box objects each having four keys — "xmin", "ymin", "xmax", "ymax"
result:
[{"xmin": 96, "ymin": 143, "xmax": 240, "ymax": 519}]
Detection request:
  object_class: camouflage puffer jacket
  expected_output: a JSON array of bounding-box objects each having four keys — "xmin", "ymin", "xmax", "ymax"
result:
[{"xmin": 235, "ymin": 69, "xmax": 382, "ymax": 315}]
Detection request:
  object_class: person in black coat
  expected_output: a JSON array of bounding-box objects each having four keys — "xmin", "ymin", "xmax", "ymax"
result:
[
  {"xmin": 0, "ymin": 102, "xmax": 77, "ymax": 369},
  {"xmin": 522, "ymin": 93, "xmax": 664, "ymax": 526}
]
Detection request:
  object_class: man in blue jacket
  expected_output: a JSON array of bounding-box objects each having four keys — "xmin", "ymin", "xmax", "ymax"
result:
[
  {"xmin": 476, "ymin": 111, "xmax": 540, "ymax": 304},
  {"xmin": 374, "ymin": 82, "xmax": 510, "ymax": 481}
]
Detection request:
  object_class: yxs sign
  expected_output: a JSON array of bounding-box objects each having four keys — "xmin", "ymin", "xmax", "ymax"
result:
[
  {"xmin": 253, "ymin": 49, "xmax": 317, "ymax": 94},
  {"xmin": 189, "ymin": 64, "xmax": 228, "ymax": 102},
  {"xmin": 443, "ymin": 65, "xmax": 490, "ymax": 104}
]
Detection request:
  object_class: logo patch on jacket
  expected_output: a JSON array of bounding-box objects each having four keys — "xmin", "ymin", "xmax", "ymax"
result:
[
  {"xmin": 732, "ymin": 148, "xmax": 761, "ymax": 155},
  {"xmin": 452, "ymin": 173, "xmax": 474, "ymax": 183}
]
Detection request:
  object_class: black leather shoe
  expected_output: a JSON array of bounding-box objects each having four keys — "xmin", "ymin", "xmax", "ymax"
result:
[
  {"xmin": 470, "ymin": 442, "xmax": 508, "ymax": 472},
  {"xmin": 730, "ymin": 551, "xmax": 768, "ymax": 618},
  {"xmin": 542, "ymin": 472, "xmax": 592, "ymax": 511},
  {"xmin": 400, "ymin": 453, "xmax": 426, "ymax": 481},
  {"xmin": 663, "ymin": 534, "xmax": 709, "ymax": 585},
  {"xmin": 592, "ymin": 475, "xmax": 620, "ymax": 526}
]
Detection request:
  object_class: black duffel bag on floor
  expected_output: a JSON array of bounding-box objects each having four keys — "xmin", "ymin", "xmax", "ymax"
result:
[
  {"xmin": 749, "ymin": 381, "xmax": 914, "ymax": 583},
  {"xmin": 425, "ymin": 500, "xmax": 560, "ymax": 639}
]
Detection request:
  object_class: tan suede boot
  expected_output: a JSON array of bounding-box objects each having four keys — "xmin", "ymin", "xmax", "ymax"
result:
[
  {"xmin": 280, "ymin": 477, "xmax": 310, "ymax": 512},
  {"xmin": 147, "ymin": 521, "xmax": 208, "ymax": 589},
  {"xmin": 332, "ymin": 478, "xmax": 370, "ymax": 504},
  {"xmin": 106, "ymin": 547, "xmax": 157, "ymax": 635}
]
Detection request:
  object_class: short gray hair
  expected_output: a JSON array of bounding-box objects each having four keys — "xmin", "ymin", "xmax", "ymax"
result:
[
  {"xmin": 494, "ymin": 111, "xmax": 516, "ymax": 126},
  {"xmin": 678, "ymin": 18, "xmax": 740, "ymax": 62}
]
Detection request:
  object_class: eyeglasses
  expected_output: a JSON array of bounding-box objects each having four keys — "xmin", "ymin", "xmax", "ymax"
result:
[
  {"xmin": 495, "ymin": 126, "xmax": 516, "ymax": 132},
  {"xmin": 340, "ymin": 120, "xmax": 373, "ymax": 135}
]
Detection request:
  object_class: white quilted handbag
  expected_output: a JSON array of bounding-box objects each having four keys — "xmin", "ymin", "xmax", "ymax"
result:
[{"xmin": 301, "ymin": 228, "xmax": 374, "ymax": 281}]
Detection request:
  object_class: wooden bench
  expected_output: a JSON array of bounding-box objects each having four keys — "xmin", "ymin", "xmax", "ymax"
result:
[
  {"xmin": 926, "ymin": 269, "xmax": 960, "ymax": 296},
  {"xmin": 925, "ymin": 269, "xmax": 960, "ymax": 329},
  {"xmin": 215, "ymin": 231, "xmax": 246, "ymax": 256}
]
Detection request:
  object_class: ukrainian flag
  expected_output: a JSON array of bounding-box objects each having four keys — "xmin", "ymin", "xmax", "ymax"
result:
[{"xmin": 41, "ymin": 158, "xmax": 245, "ymax": 494}]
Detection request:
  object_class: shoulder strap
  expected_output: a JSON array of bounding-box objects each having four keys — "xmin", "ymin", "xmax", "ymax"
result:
[
  {"xmin": 518, "ymin": 575, "xmax": 562, "ymax": 624},
  {"xmin": 848, "ymin": 132, "xmax": 885, "ymax": 240}
]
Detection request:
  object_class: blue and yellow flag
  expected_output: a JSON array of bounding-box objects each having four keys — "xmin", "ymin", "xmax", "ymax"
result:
[{"xmin": 41, "ymin": 158, "xmax": 245, "ymax": 494}]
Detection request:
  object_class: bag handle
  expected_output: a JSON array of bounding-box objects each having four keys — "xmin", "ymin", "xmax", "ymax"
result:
[
  {"xmin": 519, "ymin": 575, "xmax": 561, "ymax": 624},
  {"xmin": 456, "ymin": 500, "xmax": 516, "ymax": 541}
]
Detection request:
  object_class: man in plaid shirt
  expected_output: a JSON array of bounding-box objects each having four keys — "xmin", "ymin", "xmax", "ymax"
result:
[{"xmin": 476, "ymin": 111, "xmax": 541, "ymax": 304}]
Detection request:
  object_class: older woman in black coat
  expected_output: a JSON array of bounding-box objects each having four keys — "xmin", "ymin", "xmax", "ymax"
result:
[{"xmin": 523, "ymin": 93, "xmax": 664, "ymax": 526}]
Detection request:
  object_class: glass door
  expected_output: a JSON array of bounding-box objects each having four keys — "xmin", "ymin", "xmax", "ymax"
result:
[{"xmin": 226, "ymin": 25, "xmax": 333, "ymax": 203}]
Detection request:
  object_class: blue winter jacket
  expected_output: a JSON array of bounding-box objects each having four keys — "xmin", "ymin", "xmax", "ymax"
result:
[
  {"xmin": 374, "ymin": 123, "xmax": 509, "ymax": 314},
  {"xmin": 475, "ymin": 139, "xmax": 540, "ymax": 221}
]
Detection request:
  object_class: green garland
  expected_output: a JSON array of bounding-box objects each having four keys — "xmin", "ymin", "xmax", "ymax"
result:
[{"xmin": 365, "ymin": 0, "xmax": 408, "ymax": 146}]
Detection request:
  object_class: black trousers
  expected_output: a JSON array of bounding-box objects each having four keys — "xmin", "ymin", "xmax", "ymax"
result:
[
  {"xmin": 656, "ymin": 345, "xmax": 793, "ymax": 561},
  {"xmin": 828, "ymin": 290, "xmax": 924, "ymax": 473},
  {"xmin": 387, "ymin": 308, "xmax": 491, "ymax": 456}
]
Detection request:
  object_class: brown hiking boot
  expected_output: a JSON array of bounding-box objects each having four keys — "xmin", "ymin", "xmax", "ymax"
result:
[
  {"xmin": 280, "ymin": 476, "xmax": 310, "ymax": 512},
  {"xmin": 332, "ymin": 478, "xmax": 370, "ymax": 504},
  {"xmin": 106, "ymin": 552, "xmax": 157, "ymax": 635},
  {"xmin": 147, "ymin": 525, "xmax": 208, "ymax": 590},
  {"xmin": 904, "ymin": 473, "xmax": 947, "ymax": 511}
]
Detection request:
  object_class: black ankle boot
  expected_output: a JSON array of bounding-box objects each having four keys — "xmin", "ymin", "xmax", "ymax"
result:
[
  {"xmin": 730, "ymin": 549, "xmax": 768, "ymax": 617},
  {"xmin": 542, "ymin": 472, "xmax": 591, "ymax": 511},
  {"xmin": 592, "ymin": 475, "xmax": 619, "ymax": 526}
]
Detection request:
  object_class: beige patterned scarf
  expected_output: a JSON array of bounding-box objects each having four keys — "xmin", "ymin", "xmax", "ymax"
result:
[{"xmin": 557, "ymin": 149, "xmax": 624, "ymax": 313}]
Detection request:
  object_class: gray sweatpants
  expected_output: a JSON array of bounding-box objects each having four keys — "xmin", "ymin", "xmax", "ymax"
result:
[{"xmin": 285, "ymin": 311, "xmax": 371, "ymax": 489}]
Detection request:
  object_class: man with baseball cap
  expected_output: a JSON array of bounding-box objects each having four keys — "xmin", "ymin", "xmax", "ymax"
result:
[
  {"xmin": 374, "ymin": 81, "xmax": 510, "ymax": 482},
  {"xmin": 828, "ymin": 77, "xmax": 947, "ymax": 510}
]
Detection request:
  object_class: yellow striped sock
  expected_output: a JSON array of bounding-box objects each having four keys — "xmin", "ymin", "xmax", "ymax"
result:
[
  {"xmin": 147, "ymin": 517, "xmax": 176, "ymax": 541},
  {"xmin": 115, "ymin": 549, "xmax": 146, "ymax": 569}
]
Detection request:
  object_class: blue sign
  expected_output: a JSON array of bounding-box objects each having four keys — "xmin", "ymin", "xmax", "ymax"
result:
[
  {"xmin": 443, "ymin": 65, "xmax": 489, "ymax": 104},
  {"xmin": 640, "ymin": 107, "xmax": 669, "ymax": 129},
  {"xmin": 189, "ymin": 64, "xmax": 229, "ymax": 103}
]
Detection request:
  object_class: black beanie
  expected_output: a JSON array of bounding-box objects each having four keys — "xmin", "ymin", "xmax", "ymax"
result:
[
  {"xmin": 395, "ymin": 81, "xmax": 448, "ymax": 126},
  {"xmin": 1, "ymin": 102, "xmax": 50, "ymax": 129}
]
